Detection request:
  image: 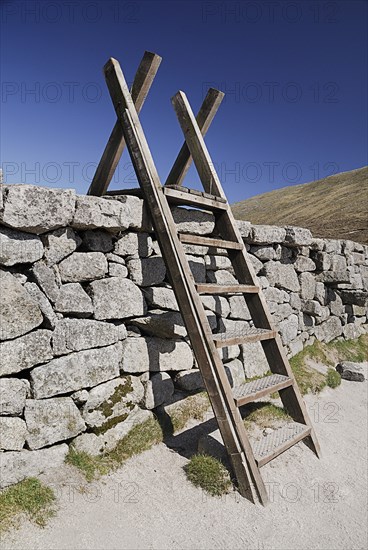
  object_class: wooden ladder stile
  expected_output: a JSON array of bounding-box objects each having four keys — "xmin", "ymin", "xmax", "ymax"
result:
[{"xmin": 92, "ymin": 53, "xmax": 321, "ymax": 506}]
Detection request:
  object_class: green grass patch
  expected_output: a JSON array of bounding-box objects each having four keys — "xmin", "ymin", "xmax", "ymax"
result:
[
  {"xmin": 290, "ymin": 335, "xmax": 368, "ymax": 395},
  {"xmin": 326, "ymin": 368, "xmax": 341, "ymax": 389},
  {"xmin": 0, "ymin": 478, "xmax": 56, "ymax": 534},
  {"xmin": 290, "ymin": 349, "xmax": 328, "ymax": 395},
  {"xmin": 185, "ymin": 454, "xmax": 232, "ymax": 496},
  {"xmin": 66, "ymin": 417, "xmax": 164, "ymax": 481},
  {"xmin": 243, "ymin": 402, "xmax": 291, "ymax": 429},
  {"xmin": 326, "ymin": 334, "xmax": 368, "ymax": 363}
]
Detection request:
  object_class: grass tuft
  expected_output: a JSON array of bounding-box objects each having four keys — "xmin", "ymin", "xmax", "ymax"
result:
[
  {"xmin": 290, "ymin": 335, "xmax": 368, "ymax": 395},
  {"xmin": 0, "ymin": 478, "xmax": 56, "ymax": 534},
  {"xmin": 326, "ymin": 368, "xmax": 341, "ymax": 389},
  {"xmin": 185, "ymin": 454, "xmax": 232, "ymax": 496},
  {"xmin": 243, "ymin": 402, "xmax": 291, "ymax": 429},
  {"xmin": 66, "ymin": 417, "xmax": 164, "ymax": 481}
]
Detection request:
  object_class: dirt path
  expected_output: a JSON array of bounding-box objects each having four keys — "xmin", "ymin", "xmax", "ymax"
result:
[{"xmin": 1, "ymin": 371, "xmax": 367, "ymax": 550}]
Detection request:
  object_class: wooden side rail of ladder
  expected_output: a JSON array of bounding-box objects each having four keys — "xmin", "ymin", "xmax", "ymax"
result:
[{"xmin": 90, "ymin": 54, "xmax": 321, "ymax": 506}]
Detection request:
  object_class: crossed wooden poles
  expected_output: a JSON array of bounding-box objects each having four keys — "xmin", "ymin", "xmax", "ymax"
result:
[{"xmin": 87, "ymin": 51, "xmax": 224, "ymax": 196}]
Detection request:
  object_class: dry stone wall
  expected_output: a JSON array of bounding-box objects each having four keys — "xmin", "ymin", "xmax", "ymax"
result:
[{"xmin": 0, "ymin": 184, "xmax": 367, "ymax": 488}]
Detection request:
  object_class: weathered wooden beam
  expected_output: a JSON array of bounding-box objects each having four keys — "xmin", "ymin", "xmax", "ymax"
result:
[
  {"xmin": 165, "ymin": 88, "xmax": 224, "ymax": 186},
  {"xmin": 87, "ymin": 51, "xmax": 161, "ymax": 196}
]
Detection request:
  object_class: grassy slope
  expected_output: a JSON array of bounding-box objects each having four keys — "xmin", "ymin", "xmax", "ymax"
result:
[{"xmin": 231, "ymin": 166, "xmax": 368, "ymax": 244}]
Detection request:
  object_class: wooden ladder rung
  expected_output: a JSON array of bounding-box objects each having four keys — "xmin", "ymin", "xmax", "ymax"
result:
[
  {"xmin": 196, "ymin": 283, "xmax": 259, "ymax": 295},
  {"xmin": 213, "ymin": 327, "xmax": 276, "ymax": 347},
  {"xmin": 253, "ymin": 423, "xmax": 311, "ymax": 468},
  {"xmin": 179, "ymin": 234, "xmax": 243, "ymax": 250},
  {"xmin": 163, "ymin": 186, "xmax": 228, "ymax": 211},
  {"xmin": 233, "ymin": 374, "xmax": 292, "ymax": 407}
]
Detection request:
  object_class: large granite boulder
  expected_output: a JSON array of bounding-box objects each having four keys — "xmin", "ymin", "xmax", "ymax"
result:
[{"xmin": 0, "ymin": 185, "xmax": 75, "ymax": 233}]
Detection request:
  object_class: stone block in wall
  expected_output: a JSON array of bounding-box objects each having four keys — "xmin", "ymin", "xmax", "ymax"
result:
[
  {"xmin": 316, "ymin": 271, "xmax": 351, "ymax": 284},
  {"xmin": 351, "ymin": 252, "xmax": 366, "ymax": 265},
  {"xmin": 284, "ymin": 226, "xmax": 313, "ymax": 247},
  {"xmin": 0, "ymin": 271, "xmax": 43, "ymax": 340},
  {"xmin": 30, "ymin": 261, "xmax": 60, "ymax": 302},
  {"xmin": 0, "ymin": 329, "xmax": 53, "ymax": 376},
  {"xmin": 182, "ymin": 243, "xmax": 209, "ymax": 256},
  {"xmin": 278, "ymin": 314, "xmax": 299, "ymax": 345},
  {"xmin": 30, "ymin": 344, "xmax": 121, "ymax": 398},
  {"xmin": 58, "ymin": 252, "xmax": 108, "ymax": 283},
  {"xmin": 228, "ymin": 295, "xmax": 250, "ymax": 320},
  {"xmin": 343, "ymin": 323, "xmax": 364, "ymax": 340},
  {"xmin": 25, "ymin": 397, "xmax": 86, "ymax": 450},
  {"xmin": 250, "ymin": 245, "xmax": 277, "ymax": 261},
  {"xmin": 42, "ymin": 227, "xmax": 82, "ymax": 266},
  {"xmin": 174, "ymin": 370, "xmax": 205, "ymax": 392},
  {"xmin": 262, "ymin": 261, "xmax": 300, "ymax": 292},
  {"xmin": 72, "ymin": 408, "xmax": 153, "ymax": 456},
  {"xmin": 204, "ymin": 255, "xmax": 232, "ymax": 270},
  {"xmin": 263, "ymin": 287, "xmax": 290, "ymax": 304},
  {"xmin": 324, "ymin": 240, "xmax": 342, "ymax": 254},
  {"xmin": 201, "ymin": 295, "xmax": 230, "ymax": 318},
  {"xmin": 314, "ymin": 316, "xmax": 343, "ymax": 343},
  {"xmin": 81, "ymin": 230, "xmax": 114, "ymax": 253},
  {"xmin": 143, "ymin": 372, "xmax": 174, "ymax": 409},
  {"xmin": 330, "ymin": 254, "xmax": 347, "ymax": 272},
  {"xmin": 0, "ymin": 379, "xmax": 28, "ymax": 415},
  {"xmin": 81, "ymin": 375, "xmax": 144, "ymax": 429},
  {"xmin": 90, "ymin": 277, "xmax": 146, "ymax": 319},
  {"xmin": 187, "ymin": 254, "xmax": 206, "ymax": 283},
  {"xmin": 224, "ymin": 358, "xmax": 246, "ymax": 387},
  {"xmin": 248, "ymin": 254, "xmax": 263, "ymax": 274},
  {"xmin": 108, "ymin": 262, "xmax": 128, "ymax": 277},
  {"xmin": 72, "ymin": 195, "xmax": 132, "ymax": 232},
  {"xmin": 54, "ymin": 282, "xmax": 94, "ymax": 317},
  {"xmin": 207, "ymin": 269, "xmax": 238, "ymax": 285},
  {"xmin": 294, "ymin": 256, "xmax": 316, "ymax": 272},
  {"xmin": 241, "ymin": 342, "xmax": 269, "ymax": 378},
  {"xmin": 327, "ymin": 289, "xmax": 344, "ymax": 317},
  {"xmin": 52, "ymin": 318, "xmax": 119, "ymax": 356},
  {"xmin": 120, "ymin": 337, "xmax": 193, "ymax": 373},
  {"xmin": 339, "ymin": 290, "xmax": 368, "ymax": 307},
  {"xmin": 114, "ymin": 232, "xmax": 152, "ymax": 258},
  {"xmin": 0, "ymin": 417, "xmax": 27, "ymax": 451},
  {"xmin": 312, "ymin": 251, "xmax": 331, "ymax": 271},
  {"xmin": 171, "ymin": 206, "xmax": 214, "ymax": 235},
  {"xmin": 272, "ymin": 303, "xmax": 293, "ymax": 323},
  {"xmin": 299, "ymin": 272, "xmax": 316, "ymax": 300},
  {"xmin": 142, "ymin": 286, "xmax": 179, "ymax": 311},
  {"xmin": 104, "ymin": 195, "xmax": 153, "ymax": 232},
  {"xmin": 24, "ymin": 282, "xmax": 58, "ymax": 329},
  {"xmin": 130, "ymin": 310, "xmax": 188, "ymax": 339},
  {"xmin": 249, "ymin": 225, "xmax": 286, "ymax": 244},
  {"xmin": 0, "ymin": 444, "xmax": 68, "ymax": 489},
  {"xmin": 219, "ymin": 345, "xmax": 240, "ymax": 362},
  {"xmin": 288, "ymin": 339, "xmax": 304, "ymax": 357},
  {"xmin": 0, "ymin": 227, "xmax": 44, "ymax": 266},
  {"xmin": 0, "ymin": 185, "xmax": 76, "ymax": 234},
  {"xmin": 127, "ymin": 256, "xmax": 166, "ymax": 287},
  {"xmin": 314, "ymin": 282, "xmax": 327, "ymax": 304},
  {"xmin": 236, "ymin": 220, "xmax": 252, "ymax": 238},
  {"xmin": 289, "ymin": 292, "xmax": 301, "ymax": 310}
]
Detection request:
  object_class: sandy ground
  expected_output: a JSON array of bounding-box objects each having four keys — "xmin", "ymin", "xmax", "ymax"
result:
[{"xmin": 1, "ymin": 370, "xmax": 367, "ymax": 550}]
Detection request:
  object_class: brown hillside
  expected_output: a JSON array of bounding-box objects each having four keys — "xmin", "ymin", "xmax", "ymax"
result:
[{"xmin": 231, "ymin": 166, "xmax": 368, "ymax": 244}]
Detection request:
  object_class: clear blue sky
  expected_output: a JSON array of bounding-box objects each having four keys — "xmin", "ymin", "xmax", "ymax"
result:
[{"xmin": 1, "ymin": 0, "xmax": 367, "ymax": 203}]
